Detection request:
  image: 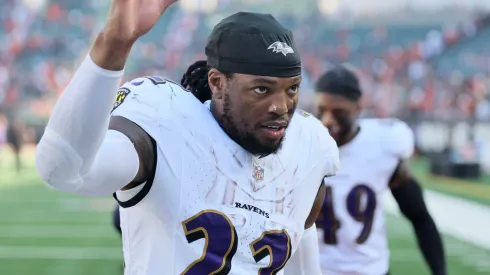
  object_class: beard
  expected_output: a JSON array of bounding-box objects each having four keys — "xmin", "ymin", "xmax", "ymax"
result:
[
  {"xmin": 334, "ymin": 116, "xmax": 357, "ymax": 146},
  {"xmin": 217, "ymin": 93, "xmax": 285, "ymax": 156}
]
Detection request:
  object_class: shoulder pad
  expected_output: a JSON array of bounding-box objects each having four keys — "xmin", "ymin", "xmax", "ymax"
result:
[
  {"xmin": 377, "ymin": 118, "xmax": 401, "ymax": 127},
  {"xmin": 290, "ymin": 111, "xmax": 339, "ymax": 172},
  {"xmin": 110, "ymin": 76, "xmax": 183, "ymax": 116},
  {"xmin": 112, "ymin": 87, "xmax": 131, "ymax": 113},
  {"xmin": 128, "ymin": 76, "xmax": 167, "ymax": 86},
  {"xmin": 378, "ymin": 118, "xmax": 414, "ymax": 159},
  {"xmin": 141, "ymin": 76, "xmax": 166, "ymax": 85},
  {"xmin": 295, "ymin": 109, "xmax": 312, "ymax": 118}
]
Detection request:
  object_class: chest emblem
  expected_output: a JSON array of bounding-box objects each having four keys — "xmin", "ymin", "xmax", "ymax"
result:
[{"xmin": 253, "ymin": 162, "xmax": 265, "ymax": 181}]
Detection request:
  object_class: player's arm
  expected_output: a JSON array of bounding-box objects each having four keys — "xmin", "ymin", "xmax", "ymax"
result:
[
  {"xmin": 389, "ymin": 163, "xmax": 446, "ymax": 275},
  {"xmin": 35, "ymin": 51, "xmax": 154, "ymax": 197},
  {"xmin": 283, "ymin": 184, "xmax": 325, "ymax": 275},
  {"xmin": 35, "ymin": 0, "xmax": 175, "ymax": 197},
  {"xmin": 387, "ymin": 120, "xmax": 446, "ymax": 275}
]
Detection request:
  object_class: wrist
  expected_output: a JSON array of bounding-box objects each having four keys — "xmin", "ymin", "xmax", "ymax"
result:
[{"xmin": 89, "ymin": 31, "xmax": 134, "ymax": 71}]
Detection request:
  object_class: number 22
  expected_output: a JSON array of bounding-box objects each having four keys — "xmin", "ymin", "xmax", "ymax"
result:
[
  {"xmin": 181, "ymin": 210, "xmax": 292, "ymax": 275},
  {"xmin": 321, "ymin": 184, "xmax": 377, "ymax": 244}
]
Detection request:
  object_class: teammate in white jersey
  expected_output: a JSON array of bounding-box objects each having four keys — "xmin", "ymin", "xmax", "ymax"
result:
[
  {"xmin": 313, "ymin": 66, "xmax": 446, "ymax": 275},
  {"xmin": 34, "ymin": 0, "xmax": 340, "ymax": 274}
]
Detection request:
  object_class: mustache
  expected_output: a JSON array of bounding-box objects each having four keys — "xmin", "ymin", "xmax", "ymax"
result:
[{"xmin": 258, "ymin": 108, "xmax": 296, "ymax": 127}]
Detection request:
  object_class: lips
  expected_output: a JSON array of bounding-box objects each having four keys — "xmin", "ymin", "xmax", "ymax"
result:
[
  {"xmin": 262, "ymin": 125, "xmax": 283, "ymax": 131},
  {"xmin": 262, "ymin": 120, "xmax": 288, "ymax": 128},
  {"xmin": 259, "ymin": 127, "xmax": 286, "ymax": 140},
  {"xmin": 259, "ymin": 121, "xmax": 288, "ymax": 140}
]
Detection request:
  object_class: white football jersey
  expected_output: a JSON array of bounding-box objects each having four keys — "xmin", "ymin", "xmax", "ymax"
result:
[
  {"xmin": 110, "ymin": 76, "xmax": 340, "ymax": 275},
  {"xmin": 317, "ymin": 118, "xmax": 414, "ymax": 275}
]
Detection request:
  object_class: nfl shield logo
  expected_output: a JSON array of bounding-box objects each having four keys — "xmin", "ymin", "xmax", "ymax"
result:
[{"xmin": 253, "ymin": 163, "xmax": 264, "ymax": 181}]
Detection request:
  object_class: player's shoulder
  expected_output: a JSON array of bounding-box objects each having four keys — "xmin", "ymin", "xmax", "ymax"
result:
[
  {"xmin": 112, "ymin": 76, "xmax": 196, "ymax": 114},
  {"xmin": 360, "ymin": 118, "xmax": 414, "ymax": 159},
  {"xmin": 290, "ymin": 109, "xmax": 325, "ymax": 137},
  {"xmin": 289, "ymin": 109, "xmax": 338, "ymax": 162},
  {"xmin": 360, "ymin": 118, "xmax": 412, "ymax": 138},
  {"xmin": 118, "ymin": 76, "xmax": 184, "ymax": 96}
]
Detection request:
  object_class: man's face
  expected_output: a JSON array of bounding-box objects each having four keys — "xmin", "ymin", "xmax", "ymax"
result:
[
  {"xmin": 210, "ymin": 71, "xmax": 301, "ymax": 156},
  {"xmin": 315, "ymin": 92, "xmax": 360, "ymax": 145}
]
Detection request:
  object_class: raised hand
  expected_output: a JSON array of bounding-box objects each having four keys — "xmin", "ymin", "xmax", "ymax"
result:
[
  {"xmin": 90, "ymin": 0, "xmax": 178, "ymax": 70},
  {"xmin": 105, "ymin": 0, "xmax": 179, "ymax": 43}
]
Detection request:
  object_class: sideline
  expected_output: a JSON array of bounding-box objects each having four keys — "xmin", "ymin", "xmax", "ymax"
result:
[{"xmin": 384, "ymin": 189, "xmax": 490, "ymax": 250}]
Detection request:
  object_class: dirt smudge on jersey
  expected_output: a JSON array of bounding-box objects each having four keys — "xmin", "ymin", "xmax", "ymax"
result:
[
  {"xmin": 275, "ymin": 187, "xmax": 285, "ymax": 214},
  {"xmin": 287, "ymin": 200, "xmax": 296, "ymax": 219},
  {"xmin": 205, "ymin": 171, "xmax": 220, "ymax": 203},
  {"xmin": 288, "ymin": 166, "xmax": 299, "ymax": 187},
  {"xmin": 210, "ymin": 147, "xmax": 218, "ymax": 164},
  {"xmin": 233, "ymin": 154, "xmax": 242, "ymax": 167},
  {"xmin": 222, "ymin": 180, "xmax": 237, "ymax": 206}
]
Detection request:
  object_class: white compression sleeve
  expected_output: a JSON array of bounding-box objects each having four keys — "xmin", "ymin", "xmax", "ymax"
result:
[
  {"xmin": 283, "ymin": 224, "xmax": 322, "ymax": 275},
  {"xmin": 36, "ymin": 55, "xmax": 139, "ymax": 197}
]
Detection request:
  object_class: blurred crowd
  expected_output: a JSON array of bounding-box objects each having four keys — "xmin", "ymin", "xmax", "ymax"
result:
[{"xmin": 1, "ymin": 0, "xmax": 490, "ymax": 149}]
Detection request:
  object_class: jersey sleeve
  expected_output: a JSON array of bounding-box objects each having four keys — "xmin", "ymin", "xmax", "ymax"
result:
[
  {"xmin": 110, "ymin": 76, "xmax": 175, "ymax": 134},
  {"xmin": 382, "ymin": 118, "xmax": 415, "ymax": 160}
]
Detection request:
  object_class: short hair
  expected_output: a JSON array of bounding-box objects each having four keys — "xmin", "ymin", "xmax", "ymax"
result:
[{"xmin": 315, "ymin": 65, "xmax": 362, "ymax": 101}]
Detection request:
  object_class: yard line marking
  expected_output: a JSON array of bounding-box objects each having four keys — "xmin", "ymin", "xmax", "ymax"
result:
[
  {"xmin": 0, "ymin": 225, "xmax": 117, "ymax": 238},
  {"xmin": 0, "ymin": 198, "xmax": 115, "ymax": 212},
  {"xmin": 0, "ymin": 246, "xmax": 122, "ymax": 260},
  {"xmin": 384, "ymin": 190, "xmax": 490, "ymax": 251}
]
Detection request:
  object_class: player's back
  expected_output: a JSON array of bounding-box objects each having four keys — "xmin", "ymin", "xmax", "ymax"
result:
[
  {"xmin": 317, "ymin": 118, "xmax": 414, "ymax": 275},
  {"xmin": 110, "ymin": 77, "xmax": 339, "ymax": 274}
]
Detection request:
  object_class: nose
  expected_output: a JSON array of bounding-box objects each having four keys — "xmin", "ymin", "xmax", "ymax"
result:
[
  {"xmin": 321, "ymin": 111, "xmax": 335, "ymax": 128},
  {"xmin": 268, "ymin": 93, "xmax": 289, "ymax": 116}
]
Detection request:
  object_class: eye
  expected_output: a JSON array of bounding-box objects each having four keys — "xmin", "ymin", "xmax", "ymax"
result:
[
  {"xmin": 288, "ymin": 84, "xmax": 300, "ymax": 94},
  {"xmin": 253, "ymin": 86, "xmax": 268, "ymax": 94}
]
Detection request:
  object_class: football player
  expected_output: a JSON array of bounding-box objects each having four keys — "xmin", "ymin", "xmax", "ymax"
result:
[
  {"xmin": 35, "ymin": 0, "xmax": 340, "ymax": 274},
  {"xmin": 313, "ymin": 66, "xmax": 446, "ymax": 275}
]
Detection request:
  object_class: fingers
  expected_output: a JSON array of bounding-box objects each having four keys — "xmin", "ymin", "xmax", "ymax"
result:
[{"xmin": 159, "ymin": 0, "xmax": 179, "ymax": 12}]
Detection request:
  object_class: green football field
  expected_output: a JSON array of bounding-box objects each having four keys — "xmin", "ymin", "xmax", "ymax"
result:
[{"xmin": 0, "ymin": 147, "xmax": 489, "ymax": 274}]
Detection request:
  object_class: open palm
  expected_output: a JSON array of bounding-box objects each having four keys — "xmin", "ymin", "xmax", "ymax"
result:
[{"xmin": 107, "ymin": 0, "xmax": 179, "ymax": 42}]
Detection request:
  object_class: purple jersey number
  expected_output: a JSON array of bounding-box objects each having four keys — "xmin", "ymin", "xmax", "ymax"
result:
[
  {"xmin": 321, "ymin": 184, "xmax": 377, "ymax": 245},
  {"xmin": 181, "ymin": 210, "xmax": 292, "ymax": 274},
  {"xmin": 320, "ymin": 186, "xmax": 341, "ymax": 244},
  {"xmin": 181, "ymin": 210, "xmax": 238, "ymax": 274},
  {"xmin": 346, "ymin": 184, "xmax": 377, "ymax": 244},
  {"xmin": 250, "ymin": 230, "xmax": 292, "ymax": 275}
]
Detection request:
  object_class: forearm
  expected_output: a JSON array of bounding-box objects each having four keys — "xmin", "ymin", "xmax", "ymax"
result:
[
  {"xmin": 391, "ymin": 178, "xmax": 446, "ymax": 275},
  {"xmin": 412, "ymin": 214, "xmax": 446, "ymax": 275},
  {"xmin": 90, "ymin": 31, "xmax": 133, "ymax": 71},
  {"xmin": 36, "ymin": 33, "xmax": 134, "ymax": 192},
  {"xmin": 283, "ymin": 225, "xmax": 322, "ymax": 275}
]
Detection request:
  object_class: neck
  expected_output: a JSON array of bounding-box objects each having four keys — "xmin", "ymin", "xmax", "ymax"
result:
[
  {"xmin": 209, "ymin": 99, "xmax": 238, "ymax": 146},
  {"xmin": 337, "ymin": 124, "xmax": 360, "ymax": 147},
  {"xmin": 209, "ymin": 100, "xmax": 220, "ymax": 123}
]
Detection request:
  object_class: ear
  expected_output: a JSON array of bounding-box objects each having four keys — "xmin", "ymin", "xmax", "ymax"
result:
[{"xmin": 208, "ymin": 68, "xmax": 226, "ymax": 100}]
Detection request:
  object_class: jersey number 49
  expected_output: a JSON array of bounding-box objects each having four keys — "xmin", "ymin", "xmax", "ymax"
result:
[{"xmin": 320, "ymin": 184, "xmax": 377, "ymax": 245}]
